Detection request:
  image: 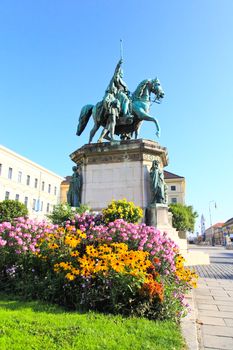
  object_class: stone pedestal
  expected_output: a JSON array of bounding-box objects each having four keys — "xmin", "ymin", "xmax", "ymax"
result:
[
  {"xmin": 146, "ymin": 204, "xmax": 188, "ymax": 255},
  {"xmin": 146, "ymin": 204, "xmax": 172, "ymax": 227},
  {"xmin": 70, "ymin": 139, "xmax": 168, "ymax": 212},
  {"xmin": 70, "ymin": 139, "xmax": 209, "ymax": 266}
]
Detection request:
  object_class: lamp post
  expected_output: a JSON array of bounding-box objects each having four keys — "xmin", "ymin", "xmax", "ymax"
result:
[{"xmin": 209, "ymin": 200, "xmax": 216, "ymax": 246}]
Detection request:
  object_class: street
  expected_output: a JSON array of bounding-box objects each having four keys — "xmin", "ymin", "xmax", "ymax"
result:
[
  {"xmin": 187, "ymin": 245, "xmax": 233, "ymax": 349},
  {"xmin": 189, "ymin": 245, "xmax": 233, "ymax": 279}
]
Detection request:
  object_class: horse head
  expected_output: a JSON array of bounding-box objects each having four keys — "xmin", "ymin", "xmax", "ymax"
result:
[{"xmin": 150, "ymin": 78, "xmax": 165, "ymax": 103}]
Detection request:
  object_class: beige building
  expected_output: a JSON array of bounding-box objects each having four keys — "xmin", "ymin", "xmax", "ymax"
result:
[
  {"xmin": 0, "ymin": 145, "xmax": 64, "ymax": 220},
  {"xmin": 222, "ymin": 218, "xmax": 233, "ymax": 242},
  {"xmin": 60, "ymin": 176, "xmax": 71, "ymax": 204},
  {"xmin": 164, "ymin": 170, "xmax": 185, "ymax": 205},
  {"xmin": 205, "ymin": 223, "xmax": 224, "ymax": 245}
]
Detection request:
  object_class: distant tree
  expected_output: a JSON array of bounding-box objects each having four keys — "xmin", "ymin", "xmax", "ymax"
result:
[
  {"xmin": 169, "ymin": 203, "xmax": 198, "ymax": 232},
  {"xmin": 47, "ymin": 203, "xmax": 90, "ymax": 225},
  {"xmin": 0, "ymin": 200, "xmax": 28, "ymax": 223}
]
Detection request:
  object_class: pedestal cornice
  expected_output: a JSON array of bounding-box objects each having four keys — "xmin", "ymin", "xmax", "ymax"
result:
[{"xmin": 70, "ymin": 139, "xmax": 169, "ymax": 167}]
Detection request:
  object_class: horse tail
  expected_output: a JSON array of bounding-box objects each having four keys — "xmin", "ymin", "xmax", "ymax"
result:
[{"xmin": 76, "ymin": 104, "xmax": 93, "ymax": 136}]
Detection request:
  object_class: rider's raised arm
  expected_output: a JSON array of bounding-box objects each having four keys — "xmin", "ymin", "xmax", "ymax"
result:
[{"xmin": 114, "ymin": 59, "xmax": 123, "ymax": 75}]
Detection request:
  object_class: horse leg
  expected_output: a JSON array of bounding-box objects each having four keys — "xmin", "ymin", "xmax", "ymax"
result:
[
  {"xmin": 134, "ymin": 121, "xmax": 142, "ymax": 139},
  {"xmin": 109, "ymin": 114, "xmax": 116, "ymax": 140},
  {"xmin": 103, "ymin": 131, "xmax": 112, "ymax": 141},
  {"xmin": 135, "ymin": 108, "xmax": 160, "ymax": 137},
  {"xmin": 97, "ymin": 127, "xmax": 108, "ymax": 143},
  {"xmin": 89, "ymin": 123, "xmax": 100, "ymax": 144}
]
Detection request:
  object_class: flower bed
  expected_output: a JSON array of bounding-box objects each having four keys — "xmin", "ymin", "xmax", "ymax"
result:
[{"xmin": 0, "ymin": 204, "xmax": 197, "ymax": 322}]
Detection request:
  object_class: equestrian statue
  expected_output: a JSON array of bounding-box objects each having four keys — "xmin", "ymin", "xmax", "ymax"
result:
[{"xmin": 76, "ymin": 59, "xmax": 165, "ymax": 143}]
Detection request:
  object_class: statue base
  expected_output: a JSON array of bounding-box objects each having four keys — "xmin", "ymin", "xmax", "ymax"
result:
[
  {"xmin": 70, "ymin": 139, "xmax": 168, "ymax": 212},
  {"xmin": 70, "ymin": 139, "xmax": 209, "ymax": 266},
  {"xmin": 146, "ymin": 204, "xmax": 188, "ymax": 254},
  {"xmin": 146, "ymin": 204, "xmax": 172, "ymax": 227}
]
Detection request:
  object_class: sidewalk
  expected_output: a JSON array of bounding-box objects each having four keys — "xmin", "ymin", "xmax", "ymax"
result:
[{"xmin": 182, "ymin": 278, "xmax": 233, "ymax": 350}]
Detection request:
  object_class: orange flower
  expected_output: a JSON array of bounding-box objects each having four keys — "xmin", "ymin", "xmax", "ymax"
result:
[{"xmin": 140, "ymin": 280, "xmax": 164, "ymax": 301}]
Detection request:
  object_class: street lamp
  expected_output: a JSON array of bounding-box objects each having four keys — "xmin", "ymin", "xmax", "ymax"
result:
[{"xmin": 209, "ymin": 200, "xmax": 216, "ymax": 246}]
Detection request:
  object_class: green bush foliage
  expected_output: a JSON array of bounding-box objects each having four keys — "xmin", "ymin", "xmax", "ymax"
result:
[
  {"xmin": 46, "ymin": 203, "xmax": 90, "ymax": 225},
  {"xmin": 169, "ymin": 203, "xmax": 198, "ymax": 232},
  {"xmin": 0, "ymin": 200, "xmax": 28, "ymax": 223}
]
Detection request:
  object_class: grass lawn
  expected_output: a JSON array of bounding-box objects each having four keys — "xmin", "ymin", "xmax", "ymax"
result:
[{"xmin": 0, "ymin": 295, "xmax": 186, "ymax": 350}]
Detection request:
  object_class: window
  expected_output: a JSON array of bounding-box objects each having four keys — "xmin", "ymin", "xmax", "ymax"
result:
[
  {"xmin": 41, "ymin": 201, "xmax": 43, "ymax": 211},
  {"xmin": 8, "ymin": 167, "xmax": 13, "ymax": 179},
  {"xmin": 171, "ymin": 185, "xmax": 176, "ymax": 191},
  {"xmin": 15, "ymin": 194, "xmax": 19, "ymax": 201},
  {"xmin": 54, "ymin": 186, "xmax": 57, "ymax": 195},
  {"xmin": 46, "ymin": 203, "xmax": 50, "ymax": 213},
  {"xmin": 33, "ymin": 199, "xmax": 36, "ymax": 210},
  {"xmin": 171, "ymin": 197, "xmax": 177, "ymax": 204},
  {"xmin": 34, "ymin": 178, "xmax": 38, "ymax": 188},
  {"xmin": 0, "ymin": 164, "xmax": 2, "ymax": 176},
  {"xmin": 48, "ymin": 184, "xmax": 51, "ymax": 193},
  {"xmin": 26, "ymin": 175, "xmax": 30, "ymax": 186},
  {"xmin": 18, "ymin": 171, "xmax": 22, "ymax": 183},
  {"xmin": 42, "ymin": 181, "xmax": 45, "ymax": 191},
  {"xmin": 24, "ymin": 196, "xmax": 28, "ymax": 207},
  {"xmin": 5, "ymin": 191, "xmax": 10, "ymax": 200}
]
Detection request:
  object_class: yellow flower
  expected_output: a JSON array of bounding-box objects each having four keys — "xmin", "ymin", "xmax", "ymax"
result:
[
  {"xmin": 110, "ymin": 259, "xmax": 125, "ymax": 273},
  {"xmin": 48, "ymin": 243, "xmax": 59, "ymax": 249},
  {"xmin": 65, "ymin": 235, "xmax": 81, "ymax": 248},
  {"xmin": 65, "ymin": 273, "xmax": 75, "ymax": 281},
  {"xmin": 70, "ymin": 251, "xmax": 79, "ymax": 257}
]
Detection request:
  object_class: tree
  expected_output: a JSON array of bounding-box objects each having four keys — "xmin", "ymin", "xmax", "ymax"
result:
[
  {"xmin": 169, "ymin": 203, "xmax": 198, "ymax": 232},
  {"xmin": 47, "ymin": 203, "xmax": 90, "ymax": 225},
  {"xmin": 0, "ymin": 200, "xmax": 28, "ymax": 223}
]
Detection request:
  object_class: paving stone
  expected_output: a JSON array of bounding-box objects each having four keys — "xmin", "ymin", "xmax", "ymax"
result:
[
  {"xmin": 199, "ymin": 310, "xmax": 233, "ymax": 318},
  {"xmin": 218, "ymin": 305, "xmax": 233, "ymax": 312},
  {"xmin": 197, "ymin": 303, "xmax": 218, "ymax": 311},
  {"xmin": 204, "ymin": 348, "xmax": 224, "ymax": 350},
  {"xmin": 225, "ymin": 319, "xmax": 233, "ymax": 327},
  {"xmin": 213, "ymin": 295, "xmax": 231, "ymax": 301},
  {"xmin": 203, "ymin": 334, "xmax": 233, "ymax": 349},
  {"xmin": 197, "ymin": 299, "xmax": 233, "ymax": 306},
  {"xmin": 206, "ymin": 283, "xmax": 222, "ymax": 287},
  {"xmin": 202, "ymin": 325, "xmax": 233, "ymax": 337},
  {"xmin": 210, "ymin": 290, "xmax": 229, "ymax": 296},
  {"xmin": 196, "ymin": 289, "xmax": 211, "ymax": 295},
  {"xmin": 198, "ymin": 316, "xmax": 226, "ymax": 326},
  {"xmin": 195, "ymin": 294, "xmax": 214, "ymax": 300}
]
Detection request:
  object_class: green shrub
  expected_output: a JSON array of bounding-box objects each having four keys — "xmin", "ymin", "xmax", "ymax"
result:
[
  {"xmin": 46, "ymin": 203, "xmax": 90, "ymax": 225},
  {"xmin": 0, "ymin": 200, "xmax": 28, "ymax": 223},
  {"xmin": 169, "ymin": 203, "xmax": 198, "ymax": 232}
]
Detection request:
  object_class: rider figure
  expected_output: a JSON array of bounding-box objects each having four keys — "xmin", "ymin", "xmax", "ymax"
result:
[{"xmin": 105, "ymin": 59, "xmax": 132, "ymax": 121}]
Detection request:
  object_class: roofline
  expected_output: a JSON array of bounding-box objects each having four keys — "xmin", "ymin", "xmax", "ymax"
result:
[
  {"xmin": 0, "ymin": 144, "xmax": 65, "ymax": 180},
  {"xmin": 164, "ymin": 170, "xmax": 184, "ymax": 179}
]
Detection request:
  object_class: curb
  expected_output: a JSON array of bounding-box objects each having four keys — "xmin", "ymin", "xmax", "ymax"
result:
[{"xmin": 181, "ymin": 290, "xmax": 199, "ymax": 349}]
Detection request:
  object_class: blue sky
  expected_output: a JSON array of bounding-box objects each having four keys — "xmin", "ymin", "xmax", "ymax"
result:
[{"xmin": 1, "ymin": 0, "xmax": 233, "ymax": 231}]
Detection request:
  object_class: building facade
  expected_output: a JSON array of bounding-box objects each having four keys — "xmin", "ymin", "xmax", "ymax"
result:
[
  {"xmin": 164, "ymin": 171, "xmax": 185, "ymax": 205},
  {"xmin": 204, "ymin": 223, "xmax": 224, "ymax": 245},
  {"xmin": 0, "ymin": 145, "xmax": 64, "ymax": 220},
  {"xmin": 222, "ymin": 218, "xmax": 233, "ymax": 242}
]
